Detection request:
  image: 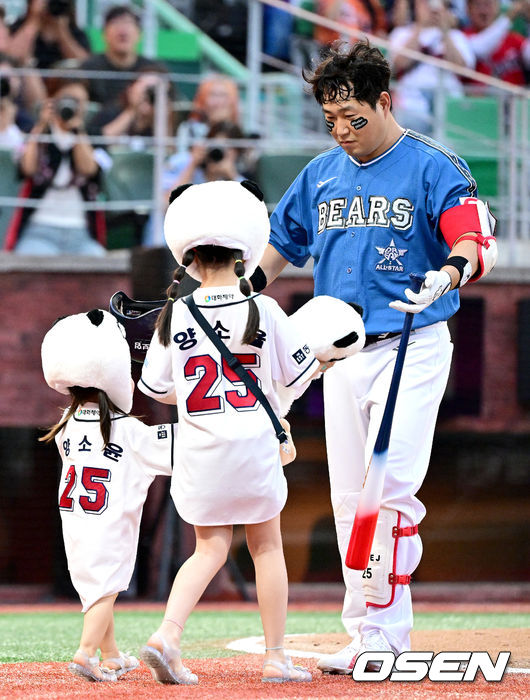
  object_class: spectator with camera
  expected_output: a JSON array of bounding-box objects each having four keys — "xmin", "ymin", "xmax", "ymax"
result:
[
  {"xmin": 80, "ymin": 5, "xmax": 166, "ymax": 109},
  {"xmin": 4, "ymin": 78, "xmax": 107, "ymax": 256},
  {"xmin": 88, "ymin": 70, "xmax": 176, "ymax": 150},
  {"xmin": 8, "ymin": 0, "xmax": 90, "ymax": 69},
  {"xmin": 388, "ymin": 0, "xmax": 475, "ymax": 133}
]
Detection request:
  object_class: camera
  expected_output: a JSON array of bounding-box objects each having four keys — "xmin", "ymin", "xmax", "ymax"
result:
[
  {"xmin": 0, "ymin": 76, "xmax": 11, "ymax": 99},
  {"xmin": 206, "ymin": 147, "xmax": 225, "ymax": 163},
  {"xmin": 145, "ymin": 86, "xmax": 156, "ymax": 105},
  {"xmin": 48, "ymin": 0, "xmax": 70, "ymax": 16},
  {"xmin": 56, "ymin": 96, "xmax": 79, "ymax": 121}
]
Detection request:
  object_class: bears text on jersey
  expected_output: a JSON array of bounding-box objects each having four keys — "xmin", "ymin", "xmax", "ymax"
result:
[{"xmin": 317, "ymin": 196, "xmax": 414, "ymax": 234}]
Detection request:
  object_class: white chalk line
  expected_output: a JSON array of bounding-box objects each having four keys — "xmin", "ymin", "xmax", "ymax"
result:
[{"xmin": 226, "ymin": 634, "xmax": 530, "ymax": 674}]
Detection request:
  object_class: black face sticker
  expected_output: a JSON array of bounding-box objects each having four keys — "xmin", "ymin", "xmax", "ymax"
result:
[
  {"xmin": 351, "ymin": 117, "xmax": 368, "ymax": 130},
  {"xmin": 324, "ymin": 118, "xmax": 334, "ymax": 133}
]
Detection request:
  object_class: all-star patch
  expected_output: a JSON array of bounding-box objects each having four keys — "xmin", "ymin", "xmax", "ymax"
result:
[{"xmin": 375, "ymin": 238, "xmax": 408, "ymax": 272}]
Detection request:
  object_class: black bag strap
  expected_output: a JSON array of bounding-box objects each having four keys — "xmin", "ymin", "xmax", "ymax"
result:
[{"xmin": 183, "ymin": 294, "xmax": 287, "ymax": 444}]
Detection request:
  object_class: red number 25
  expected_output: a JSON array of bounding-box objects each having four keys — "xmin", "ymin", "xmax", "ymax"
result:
[
  {"xmin": 185, "ymin": 353, "xmax": 260, "ymax": 415},
  {"xmin": 59, "ymin": 465, "xmax": 111, "ymax": 514}
]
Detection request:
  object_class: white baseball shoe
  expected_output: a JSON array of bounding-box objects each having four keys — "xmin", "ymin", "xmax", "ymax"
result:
[
  {"xmin": 355, "ymin": 629, "xmax": 396, "ymax": 672},
  {"xmin": 316, "ymin": 636, "xmax": 361, "ymax": 675}
]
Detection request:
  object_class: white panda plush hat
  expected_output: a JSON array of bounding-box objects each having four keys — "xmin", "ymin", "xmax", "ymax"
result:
[
  {"xmin": 41, "ymin": 309, "xmax": 133, "ymax": 413},
  {"xmin": 288, "ymin": 295, "xmax": 366, "ymax": 362},
  {"xmin": 163, "ymin": 180, "xmax": 270, "ymax": 281},
  {"xmin": 275, "ymin": 296, "xmax": 366, "ymax": 417}
]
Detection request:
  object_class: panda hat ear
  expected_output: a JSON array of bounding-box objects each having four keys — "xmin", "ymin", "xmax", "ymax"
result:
[
  {"xmin": 348, "ymin": 302, "xmax": 364, "ymax": 317},
  {"xmin": 41, "ymin": 310, "xmax": 133, "ymax": 413},
  {"xmin": 86, "ymin": 308, "xmax": 104, "ymax": 326},
  {"xmin": 163, "ymin": 180, "xmax": 270, "ymax": 282},
  {"xmin": 240, "ymin": 179, "xmax": 264, "ymax": 201},
  {"xmin": 168, "ymin": 183, "xmax": 193, "ymax": 205}
]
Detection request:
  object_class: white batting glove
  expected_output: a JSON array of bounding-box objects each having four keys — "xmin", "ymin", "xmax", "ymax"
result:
[{"xmin": 389, "ymin": 270, "xmax": 452, "ymax": 314}]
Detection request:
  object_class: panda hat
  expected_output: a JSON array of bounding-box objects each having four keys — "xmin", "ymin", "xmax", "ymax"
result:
[
  {"xmin": 276, "ymin": 296, "xmax": 366, "ymax": 417},
  {"xmin": 41, "ymin": 309, "xmax": 133, "ymax": 413},
  {"xmin": 163, "ymin": 179, "xmax": 270, "ymax": 282},
  {"xmin": 289, "ymin": 295, "xmax": 366, "ymax": 362}
]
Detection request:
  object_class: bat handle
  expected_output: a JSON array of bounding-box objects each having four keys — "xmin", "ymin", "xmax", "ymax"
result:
[{"xmin": 408, "ymin": 272, "xmax": 425, "ymax": 295}]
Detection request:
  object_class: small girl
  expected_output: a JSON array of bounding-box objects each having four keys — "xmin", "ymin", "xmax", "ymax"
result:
[
  {"xmin": 41, "ymin": 308, "xmax": 173, "ymax": 682},
  {"xmin": 138, "ymin": 179, "xmax": 320, "ymax": 684}
]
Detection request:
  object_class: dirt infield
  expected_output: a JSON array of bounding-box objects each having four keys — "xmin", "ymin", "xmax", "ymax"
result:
[
  {"xmin": 284, "ymin": 629, "xmax": 530, "ymax": 669},
  {"xmin": 0, "ymin": 655, "xmax": 528, "ymax": 700},
  {"xmin": 0, "ymin": 601, "xmax": 528, "ymax": 699}
]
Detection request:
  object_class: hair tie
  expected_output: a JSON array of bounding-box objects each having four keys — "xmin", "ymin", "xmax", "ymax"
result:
[
  {"xmin": 168, "ymin": 297, "xmax": 175, "ymax": 302},
  {"xmin": 238, "ymin": 275, "xmax": 245, "ymax": 280},
  {"xmin": 234, "ymin": 259, "xmax": 243, "ymax": 264}
]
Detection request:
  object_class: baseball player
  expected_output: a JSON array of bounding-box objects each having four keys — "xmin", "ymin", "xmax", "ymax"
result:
[
  {"xmin": 41, "ymin": 309, "xmax": 173, "ymax": 682},
  {"xmin": 249, "ymin": 40, "xmax": 497, "ymax": 671},
  {"xmin": 138, "ymin": 180, "xmax": 317, "ymax": 685}
]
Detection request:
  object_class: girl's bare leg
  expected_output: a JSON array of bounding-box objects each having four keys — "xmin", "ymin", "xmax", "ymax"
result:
[
  {"xmin": 72, "ymin": 593, "xmax": 118, "ymax": 679},
  {"xmin": 246, "ymin": 516, "xmax": 311, "ymax": 682},
  {"xmin": 148, "ymin": 524, "xmax": 233, "ymax": 672},
  {"xmin": 246, "ymin": 517, "xmax": 288, "ymax": 667}
]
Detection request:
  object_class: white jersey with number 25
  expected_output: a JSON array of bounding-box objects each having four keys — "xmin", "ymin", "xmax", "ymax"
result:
[
  {"xmin": 56, "ymin": 406, "xmax": 173, "ymax": 611},
  {"xmin": 140, "ymin": 286, "xmax": 317, "ymax": 527}
]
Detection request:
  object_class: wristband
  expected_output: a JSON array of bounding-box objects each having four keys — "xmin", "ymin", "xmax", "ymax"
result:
[
  {"xmin": 249, "ymin": 265, "xmax": 267, "ymax": 292},
  {"xmin": 446, "ymin": 255, "xmax": 473, "ymax": 287}
]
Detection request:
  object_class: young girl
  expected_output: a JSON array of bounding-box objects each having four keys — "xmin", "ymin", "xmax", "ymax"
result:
[
  {"xmin": 138, "ymin": 180, "xmax": 320, "ymax": 684},
  {"xmin": 41, "ymin": 308, "xmax": 173, "ymax": 682}
]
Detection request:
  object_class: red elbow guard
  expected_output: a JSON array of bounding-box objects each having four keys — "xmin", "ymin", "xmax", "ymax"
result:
[{"xmin": 440, "ymin": 198, "xmax": 498, "ymax": 281}]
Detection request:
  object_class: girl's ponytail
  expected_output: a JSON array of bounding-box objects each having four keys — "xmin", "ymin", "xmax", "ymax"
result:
[
  {"xmin": 155, "ymin": 248, "xmax": 196, "ymax": 347},
  {"xmin": 39, "ymin": 387, "xmax": 125, "ymax": 447},
  {"xmin": 233, "ymin": 249, "xmax": 260, "ymax": 345}
]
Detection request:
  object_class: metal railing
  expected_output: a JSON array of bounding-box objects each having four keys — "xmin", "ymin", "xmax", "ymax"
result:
[{"xmin": 0, "ymin": 0, "xmax": 528, "ymax": 266}]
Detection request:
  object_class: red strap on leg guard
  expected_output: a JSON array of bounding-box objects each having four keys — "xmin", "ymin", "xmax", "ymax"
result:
[
  {"xmin": 365, "ymin": 512, "xmax": 419, "ymax": 609},
  {"xmin": 393, "ymin": 524, "xmax": 419, "ymax": 538},
  {"xmin": 389, "ymin": 574, "xmax": 412, "ymax": 585}
]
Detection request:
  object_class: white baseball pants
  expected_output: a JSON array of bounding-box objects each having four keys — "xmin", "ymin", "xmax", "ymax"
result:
[{"xmin": 323, "ymin": 321, "xmax": 453, "ymax": 652}]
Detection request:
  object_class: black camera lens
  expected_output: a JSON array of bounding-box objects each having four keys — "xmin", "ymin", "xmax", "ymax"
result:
[
  {"xmin": 48, "ymin": 0, "xmax": 70, "ymax": 16},
  {"xmin": 145, "ymin": 86, "xmax": 155, "ymax": 105},
  {"xmin": 0, "ymin": 76, "xmax": 10, "ymax": 99},
  {"xmin": 207, "ymin": 148, "xmax": 225, "ymax": 163},
  {"xmin": 56, "ymin": 96, "xmax": 79, "ymax": 121}
]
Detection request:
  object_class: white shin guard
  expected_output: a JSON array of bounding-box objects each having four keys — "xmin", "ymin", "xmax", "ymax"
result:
[{"xmin": 361, "ymin": 508, "xmax": 419, "ymax": 608}]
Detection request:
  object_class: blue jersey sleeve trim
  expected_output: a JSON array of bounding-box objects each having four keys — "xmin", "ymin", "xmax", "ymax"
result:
[
  {"xmin": 285, "ymin": 357, "xmax": 318, "ymax": 387},
  {"xmin": 139, "ymin": 377, "xmax": 168, "ymax": 395}
]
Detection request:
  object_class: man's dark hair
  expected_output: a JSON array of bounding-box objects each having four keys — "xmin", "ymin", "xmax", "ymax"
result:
[
  {"xmin": 304, "ymin": 40, "xmax": 391, "ymax": 109},
  {"xmin": 104, "ymin": 4, "xmax": 140, "ymax": 26}
]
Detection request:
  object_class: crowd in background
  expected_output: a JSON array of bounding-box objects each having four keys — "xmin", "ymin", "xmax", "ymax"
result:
[
  {"xmin": 260, "ymin": 0, "xmax": 530, "ymax": 83},
  {"xmin": 0, "ymin": 0, "xmax": 528, "ymax": 255}
]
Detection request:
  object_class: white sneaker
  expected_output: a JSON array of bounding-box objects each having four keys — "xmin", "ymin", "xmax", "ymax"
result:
[
  {"xmin": 355, "ymin": 629, "xmax": 395, "ymax": 672},
  {"xmin": 317, "ymin": 637, "xmax": 361, "ymax": 675}
]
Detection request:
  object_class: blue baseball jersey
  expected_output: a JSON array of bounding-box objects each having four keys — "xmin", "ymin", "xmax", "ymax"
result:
[{"xmin": 269, "ymin": 130, "xmax": 478, "ymax": 335}]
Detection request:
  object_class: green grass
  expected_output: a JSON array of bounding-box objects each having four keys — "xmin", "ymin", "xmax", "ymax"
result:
[{"xmin": 0, "ymin": 610, "xmax": 528, "ymax": 664}]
